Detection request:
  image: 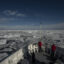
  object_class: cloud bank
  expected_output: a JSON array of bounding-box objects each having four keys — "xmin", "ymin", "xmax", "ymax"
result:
[
  {"xmin": 0, "ymin": 10, "xmax": 64, "ymax": 30},
  {"xmin": 0, "ymin": 23, "xmax": 64, "ymax": 30}
]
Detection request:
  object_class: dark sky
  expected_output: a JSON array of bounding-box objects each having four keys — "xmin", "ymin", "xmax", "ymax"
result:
[{"xmin": 0, "ymin": 0, "xmax": 64, "ymax": 29}]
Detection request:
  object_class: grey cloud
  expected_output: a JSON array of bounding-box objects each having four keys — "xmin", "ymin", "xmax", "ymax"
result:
[
  {"xmin": 3, "ymin": 10, "xmax": 26, "ymax": 17},
  {"xmin": 3, "ymin": 10, "xmax": 17, "ymax": 16},
  {"xmin": 16, "ymin": 13, "xmax": 26, "ymax": 17},
  {"xmin": 0, "ymin": 17, "xmax": 15, "ymax": 23},
  {"xmin": 42, "ymin": 23, "xmax": 64, "ymax": 29}
]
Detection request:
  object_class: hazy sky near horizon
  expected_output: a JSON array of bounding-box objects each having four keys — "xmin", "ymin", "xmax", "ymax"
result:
[{"xmin": 0, "ymin": 0, "xmax": 64, "ymax": 29}]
